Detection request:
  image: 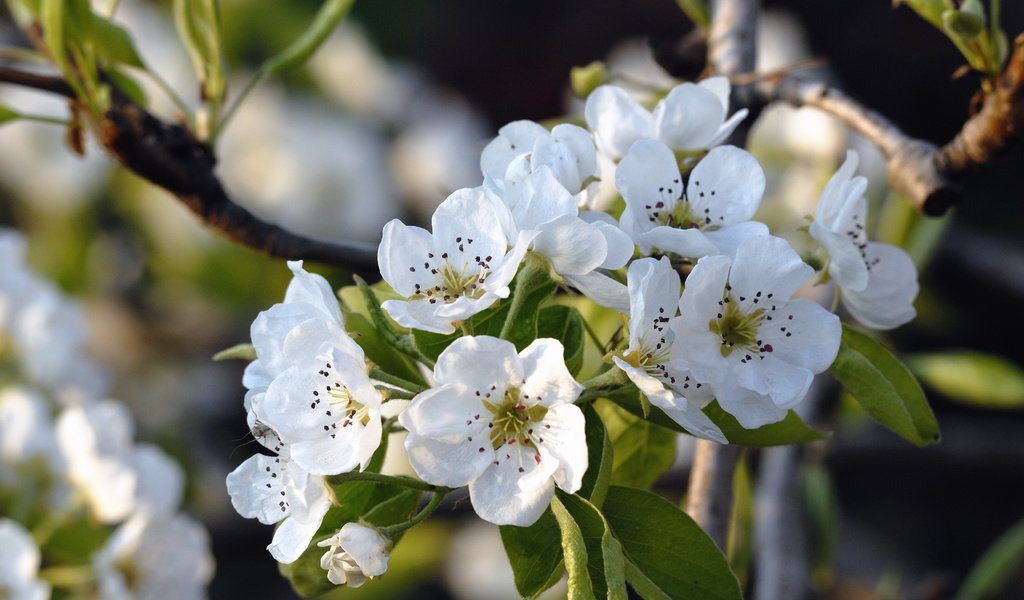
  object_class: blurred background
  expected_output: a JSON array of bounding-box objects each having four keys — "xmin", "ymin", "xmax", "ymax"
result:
[{"xmin": 2, "ymin": 1, "xmax": 1023, "ymax": 598}]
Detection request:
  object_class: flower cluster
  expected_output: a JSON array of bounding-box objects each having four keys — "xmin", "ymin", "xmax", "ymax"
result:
[
  {"xmin": 227, "ymin": 76, "xmax": 920, "ymax": 592},
  {"xmin": 0, "ymin": 229, "xmax": 214, "ymax": 600}
]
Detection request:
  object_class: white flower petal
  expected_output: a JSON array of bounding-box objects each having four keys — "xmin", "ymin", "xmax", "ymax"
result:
[
  {"xmin": 581, "ymin": 212, "xmax": 633, "ymax": 269},
  {"xmin": 654, "ymin": 82, "xmax": 726, "ymax": 150},
  {"xmin": 563, "ymin": 271, "xmax": 629, "ymax": 312},
  {"xmin": 513, "ymin": 167, "xmax": 579, "ymax": 231},
  {"xmin": 616, "ymin": 139, "xmax": 683, "ymax": 232},
  {"xmin": 283, "ymin": 261, "xmax": 342, "ymax": 324},
  {"xmin": 584, "ymin": 85, "xmax": 653, "ymax": 158},
  {"xmin": 435, "ymin": 336, "xmax": 523, "ymax": 390},
  {"xmin": 637, "ymin": 226, "xmax": 720, "ymax": 259},
  {"xmin": 686, "ymin": 146, "xmax": 765, "ymax": 226},
  {"xmin": 728, "ymin": 236, "xmax": 814, "ymax": 304},
  {"xmin": 469, "ymin": 453, "xmax": 556, "ymax": 526},
  {"xmin": 535, "ymin": 404, "xmax": 588, "ymax": 493},
  {"xmin": 519, "ymin": 339, "xmax": 583, "ymax": 406},
  {"xmin": 132, "ymin": 444, "xmax": 184, "ymax": 516},
  {"xmin": 702, "ymin": 221, "xmax": 771, "ymax": 259},
  {"xmin": 714, "ymin": 381, "xmax": 790, "ymax": 429},
  {"xmin": 481, "ymin": 120, "xmax": 548, "ymax": 183},
  {"xmin": 404, "ymin": 432, "xmax": 494, "ymax": 488},
  {"xmin": 841, "ymin": 242, "xmax": 918, "ymax": 330},
  {"xmin": 626, "ymin": 257, "xmax": 679, "ymax": 349},
  {"xmin": 268, "ymin": 499, "xmax": 330, "ymax": 564},
  {"xmin": 225, "ymin": 454, "xmax": 299, "ymax": 525},
  {"xmin": 377, "ymin": 219, "xmax": 437, "ymax": 297},
  {"xmin": 281, "ymin": 316, "xmax": 361, "ymax": 369},
  {"xmin": 532, "ymin": 215, "xmax": 607, "ymax": 276},
  {"xmin": 759, "ymin": 298, "xmax": 842, "ymax": 374}
]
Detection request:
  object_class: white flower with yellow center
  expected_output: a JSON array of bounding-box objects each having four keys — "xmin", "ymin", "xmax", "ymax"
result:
[
  {"xmin": 616, "ymin": 139, "xmax": 768, "ymax": 259},
  {"xmin": 810, "ymin": 151, "xmax": 918, "ymax": 329},
  {"xmin": 399, "ymin": 336, "xmax": 587, "ymax": 526},
  {"xmin": 673, "ymin": 236, "xmax": 841, "ymax": 428},
  {"xmin": 378, "ymin": 188, "xmax": 533, "ymax": 334},
  {"xmin": 318, "ymin": 522, "xmax": 391, "ymax": 587},
  {"xmin": 611, "ymin": 258, "xmax": 726, "ymax": 442}
]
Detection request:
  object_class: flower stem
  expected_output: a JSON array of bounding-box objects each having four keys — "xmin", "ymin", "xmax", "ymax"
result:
[
  {"xmin": 379, "ymin": 489, "xmax": 449, "ymax": 538},
  {"xmin": 370, "ymin": 368, "xmax": 426, "ymax": 394},
  {"xmin": 39, "ymin": 565, "xmax": 95, "ymax": 587},
  {"xmin": 498, "ymin": 255, "xmax": 549, "ymax": 342},
  {"xmin": 354, "ymin": 275, "xmax": 435, "ymax": 369},
  {"xmin": 576, "ymin": 367, "xmax": 630, "ymax": 404},
  {"xmin": 327, "ymin": 470, "xmax": 437, "ymax": 493}
]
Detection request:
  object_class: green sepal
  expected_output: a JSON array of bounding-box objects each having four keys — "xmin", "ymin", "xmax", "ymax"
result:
[
  {"xmin": 211, "ymin": 343, "xmax": 256, "ymax": 362},
  {"xmin": 830, "ymin": 325, "xmax": 939, "ymax": 446},
  {"xmin": 91, "ymin": 14, "xmax": 146, "ymax": 68}
]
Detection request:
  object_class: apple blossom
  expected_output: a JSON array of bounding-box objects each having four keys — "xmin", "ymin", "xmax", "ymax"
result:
[
  {"xmin": 378, "ymin": 187, "xmax": 533, "ymax": 334},
  {"xmin": 318, "ymin": 522, "xmax": 392, "ymax": 587},
  {"xmin": 611, "ymin": 258, "xmax": 726, "ymax": 442},
  {"xmin": 400, "ymin": 336, "xmax": 587, "ymax": 526},
  {"xmin": 673, "ymin": 235, "xmax": 841, "ymax": 428},
  {"xmin": 810, "ymin": 151, "xmax": 918, "ymax": 329}
]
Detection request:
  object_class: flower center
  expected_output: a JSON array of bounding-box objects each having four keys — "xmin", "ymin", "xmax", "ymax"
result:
[
  {"xmin": 483, "ymin": 387, "xmax": 548, "ymax": 451},
  {"xmin": 410, "ymin": 255, "xmax": 490, "ymax": 304},
  {"xmin": 709, "ymin": 293, "xmax": 766, "ymax": 357}
]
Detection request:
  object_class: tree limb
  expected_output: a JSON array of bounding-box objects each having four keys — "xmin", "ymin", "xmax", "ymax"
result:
[
  {"xmin": 0, "ymin": 66, "xmax": 380, "ymax": 276},
  {"xmin": 753, "ymin": 75, "xmax": 960, "ymax": 216}
]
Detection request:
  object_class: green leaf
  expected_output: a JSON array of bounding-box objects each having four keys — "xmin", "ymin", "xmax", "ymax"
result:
[
  {"xmin": 500, "ymin": 277, "xmax": 560, "ymax": 351},
  {"xmin": 501, "ymin": 508, "xmax": 564, "ymax": 599},
  {"xmin": 551, "ymin": 495, "xmax": 597, "ymax": 600},
  {"xmin": 830, "ymin": 325, "xmax": 940, "ymax": 446},
  {"xmin": 725, "ymin": 455, "xmax": 753, "ymax": 590},
  {"xmin": 211, "ymin": 343, "xmax": 256, "ymax": 361},
  {"xmin": 706, "ymin": 401, "xmax": 828, "ymax": 446},
  {"xmin": 537, "ymin": 305, "xmax": 585, "ymax": 376},
  {"xmin": 346, "ymin": 313, "xmax": 425, "ymax": 386},
  {"xmin": 559, "ymin": 493, "xmax": 628, "ymax": 600},
  {"xmin": 106, "ymin": 66, "xmax": 148, "ymax": 107},
  {"xmin": 579, "ymin": 403, "xmax": 613, "ymax": 507},
  {"xmin": 603, "ymin": 486, "xmax": 742, "ymax": 600},
  {"xmin": 91, "ymin": 14, "xmax": 145, "ymax": 67},
  {"xmin": 676, "ymin": 0, "xmax": 710, "ymax": 29},
  {"xmin": 595, "ymin": 399, "xmax": 676, "ymax": 489},
  {"xmin": 956, "ymin": 518, "xmax": 1024, "ymax": 600},
  {"xmin": 943, "ymin": 8, "xmax": 985, "ymax": 38},
  {"xmin": 258, "ymin": 0, "xmax": 355, "ymax": 78},
  {"xmin": 895, "ymin": 0, "xmax": 948, "ymax": 29},
  {"xmin": 42, "ymin": 0, "xmax": 68, "ymax": 76},
  {"xmin": 0, "ymin": 103, "xmax": 20, "ymax": 125},
  {"xmin": 606, "ymin": 385, "xmax": 826, "ymax": 447},
  {"xmin": 908, "ymin": 351, "xmax": 1024, "ymax": 410}
]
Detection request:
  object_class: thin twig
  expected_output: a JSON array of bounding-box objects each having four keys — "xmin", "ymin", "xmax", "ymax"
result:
[
  {"xmin": 753, "ymin": 74, "xmax": 959, "ymax": 216},
  {"xmin": 0, "ymin": 65, "xmax": 380, "ymax": 275}
]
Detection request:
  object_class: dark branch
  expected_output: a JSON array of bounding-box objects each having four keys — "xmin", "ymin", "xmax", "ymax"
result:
[
  {"xmin": 0, "ymin": 66, "xmax": 74, "ymax": 97},
  {"xmin": 935, "ymin": 33, "xmax": 1024, "ymax": 177},
  {"xmin": 753, "ymin": 75, "xmax": 960, "ymax": 215},
  {"xmin": 1, "ymin": 65, "xmax": 379, "ymax": 276}
]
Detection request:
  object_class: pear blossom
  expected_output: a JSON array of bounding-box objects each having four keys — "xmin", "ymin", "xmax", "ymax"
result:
[
  {"xmin": 226, "ymin": 449, "xmax": 333, "ymax": 563},
  {"xmin": 611, "ymin": 258, "xmax": 726, "ymax": 442},
  {"xmin": 810, "ymin": 151, "xmax": 918, "ymax": 329},
  {"xmin": 318, "ymin": 522, "xmax": 391, "ymax": 587},
  {"xmin": 673, "ymin": 235, "xmax": 841, "ymax": 428},
  {"xmin": 56, "ymin": 399, "xmax": 138, "ymax": 523},
  {"xmin": 93, "ymin": 512, "xmax": 214, "ymax": 600},
  {"xmin": 378, "ymin": 187, "xmax": 533, "ymax": 334},
  {"xmin": 585, "ymin": 77, "xmax": 747, "ymax": 160},
  {"xmin": 0, "ymin": 518, "xmax": 49, "ymax": 600},
  {"xmin": 0, "ymin": 386, "xmax": 66, "ymax": 485},
  {"xmin": 481, "ymin": 120, "xmax": 597, "ymax": 206},
  {"xmin": 400, "ymin": 336, "xmax": 587, "ymax": 526},
  {"xmin": 616, "ymin": 139, "xmax": 768, "ymax": 259}
]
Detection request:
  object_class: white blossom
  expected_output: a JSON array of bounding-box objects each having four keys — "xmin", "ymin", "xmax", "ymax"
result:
[
  {"xmin": 673, "ymin": 236, "xmax": 841, "ymax": 428},
  {"xmin": 611, "ymin": 258, "xmax": 726, "ymax": 442},
  {"xmin": 56, "ymin": 400, "xmax": 138, "ymax": 523},
  {"xmin": 226, "ymin": 450, "xmax": 332, "ymax": 564},
  {"xmin": 400, "ymin": 336, "xmax": 587, "ymax": 526},
  {"xmin": 616, "ymin": 140, "xmax": 768, "ymax": 259},
  {"xmin": 585, "ymin": 77, "xmax": 747, "ymax": 160},
  {"xmin": 0, "ymin": 518, "xmax": 49, "ymax": 600},
  {"xmin": 0, "ymin": 385, "xmax": 66, "ymax": 486},
  {"xmin": 317, "ymin": 522, "xmax": 391, "ymax": 587},
  {"xmin": 810, "ymin": 151, "xmax": 918, "ymax": 329},
  {"xmin": 94, "ymin": 512, "xmax": 214, "ymax": 600},
  {"xmin": 378, "ymin": 188, "xmax": 533, "ymax": 334}
]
